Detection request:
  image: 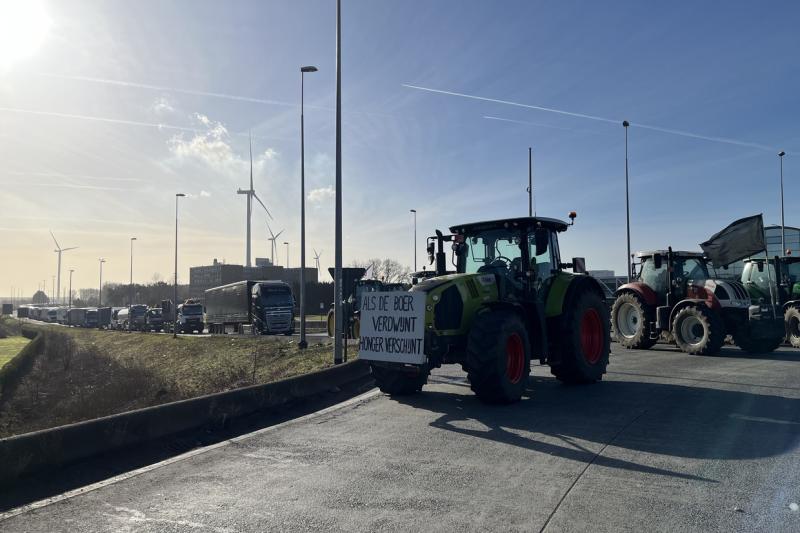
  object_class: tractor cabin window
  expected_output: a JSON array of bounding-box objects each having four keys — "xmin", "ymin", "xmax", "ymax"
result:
[{"xmin": 464, "ymin": 229, "xmax": 524, "ymax": 276}]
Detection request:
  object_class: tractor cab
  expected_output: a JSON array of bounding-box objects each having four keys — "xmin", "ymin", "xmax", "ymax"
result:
[
  {"xmin": 742, "ymin": 257, "xmax": 800, "ymax": 303},
  {"xmin": 632, "ymin": 250, "xmax": 710, "ymax": 305}
]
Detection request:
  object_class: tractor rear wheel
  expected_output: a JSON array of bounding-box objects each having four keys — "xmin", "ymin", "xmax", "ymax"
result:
[
  {"xmin": 785, "ymin": 306, "xmax": 800, "ymax": 348},
  {"xmin": 465, "ymin": 310, "xmax": 531, "ymax": 404},
  {"xmin": 371, "ymin": 364, "xmax": 428, "ymax": 395},
  {"xmin": 732, "ymin": 331, "xmax": 783, "ymax": 354},
  {"xmin": 550, "ymin": 290, "xmax": 610, "ymax": 384},
  {"xmin": 611, "ymin": 292, "xmax": 657, "ymax": 349},
  {"xmin": 671, "ymin": 305, "xmax": 724, "ymax": 355},
  {"xmin": 326, "ymin": 309, "xmax": 335, "ymax": 337}
]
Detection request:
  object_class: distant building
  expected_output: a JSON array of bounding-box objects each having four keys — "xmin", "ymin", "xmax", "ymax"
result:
[{"xmin": 189, "ymin": 259, "xmax": 319, "ymax": 299}]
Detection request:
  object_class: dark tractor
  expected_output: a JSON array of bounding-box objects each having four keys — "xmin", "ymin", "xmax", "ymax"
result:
[
  {"xmin": 742, "ymin": 256, "xmax": 800, "ymax": 348},
  {"xmin": 612, "ymin": 249, "xmax": 783, "ymax": 355},
  {"xmin": 326, "ymin": 268, "xmax": 407, "ymax": 339},
  {"xmin": 364, "ymin": 214, "xmax": 611, "ymax": 404}
]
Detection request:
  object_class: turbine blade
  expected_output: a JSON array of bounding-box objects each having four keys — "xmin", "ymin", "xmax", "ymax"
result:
[
  {"xmin": 249, "ymin": 131, "xmax": 254, "ymax": 190},
  {"xmin": 50, "ymin": 230, "xmax": 61, "ymax": 250},
  {"xmin": 253, "ymin": 192, "xmax": 273, "ymax": 219},
  {"xmin": 275, "ymin": 229, "xmax": 284, "ymax": 239},
  {"xmin": 62, "ymin": 247, "xmax": 79, "ymax": 252}
]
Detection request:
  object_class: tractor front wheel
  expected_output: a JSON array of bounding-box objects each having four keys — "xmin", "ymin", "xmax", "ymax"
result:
[
  {"xmin": 611, "ymin": 292, "xmax": 657, "ymax": 349},
  {"xmin": 671, "ymin": 305, "xmax": 724, "ymax": 355},
  {"xmin": 550, "ymin": 290, "xmax": 610, "ymax": 384},
  {"xmin": 785, "ymin": 306, "xmax": 800, "ymax": 348},
  {"xmin": 326, "ymin": 309, "xmax": 335, "ymax": 337},
  {"xmin": 371, "ymin": 364, "xmax": 428, "ymax": 395},
  {"xmin": 465, "ymin": 310, "xmax": 531, "ymax": 404}
]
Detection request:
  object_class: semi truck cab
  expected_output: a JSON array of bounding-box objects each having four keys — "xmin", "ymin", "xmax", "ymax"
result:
[
  {"xmin": 177, "ymin": 302, "xmax": 204, "ymax": 333},
  {"xmin": 252, "ymin": 282, "xmax": 295, "ymax": 335}
]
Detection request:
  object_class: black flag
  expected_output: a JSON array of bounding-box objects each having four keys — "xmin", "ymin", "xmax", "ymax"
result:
[{"xmin": 700, "ymin": 214, "xmax": 766, "ymax": 267}]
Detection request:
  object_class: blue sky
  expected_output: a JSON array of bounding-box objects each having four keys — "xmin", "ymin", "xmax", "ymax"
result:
[{"xmin": 1, "ymin": 0, "xmax": 798, "ymax": 295}]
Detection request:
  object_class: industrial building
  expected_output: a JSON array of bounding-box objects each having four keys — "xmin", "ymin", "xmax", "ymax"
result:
[{"xmin": 189, "ymin": 258, "xmax": 319, "ymax": 299}]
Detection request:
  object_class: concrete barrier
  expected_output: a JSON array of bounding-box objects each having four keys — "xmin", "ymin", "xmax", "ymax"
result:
[{"xmin": 0, "ymin": 359, "xmax": 371, "ymax": 484}]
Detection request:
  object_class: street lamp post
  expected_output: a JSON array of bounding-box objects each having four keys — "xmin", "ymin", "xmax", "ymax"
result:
[
  {"xmin": 174, "ymin": 193, "xmax": 186, "ymax": 339},
  {"xmin": 623, "ymin": 120, "xmax": 631, "ymax": 282},
  {"xmin": 780, "ymin": 151, "xmax": 787, "ymax": 255},
  {"xmin": 129, "ymin": 237, "xmax": 137, "ymax": 331},
  {"xmin": 299, "ymin": 65, "xmax": 318, "ymax": 350},
  {"xmin": 333, "ymin": 0, "xmax": 344, "ymax": 365},
  {"xmin": 410, "ymin": 209, "xmax": 417, "ymax": 271},
  {"xmin": 98, "ymin": 258, "xmax": 106, "ymax": 306},
  {"xmin": 284, "ymin": 242, "xmax": 290, "ymax": 268},
  {"xmin": 68, "ymin": 269, "xmax": 74, "ymax": 308}
]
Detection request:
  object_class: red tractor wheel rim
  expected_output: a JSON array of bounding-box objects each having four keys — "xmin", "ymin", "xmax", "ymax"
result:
[
  {"xmin": 505, "ymin": 333, "xmax": 525, "ymax": 384},
  {"xmin": 580, "ymin": 308, "xmax": 603, "ymax": 364}
]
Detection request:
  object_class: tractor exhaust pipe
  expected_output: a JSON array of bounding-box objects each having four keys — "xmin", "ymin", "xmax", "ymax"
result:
[{"xmin": 435, "ymin": 230, "xmax": 447, "ymax": 276}]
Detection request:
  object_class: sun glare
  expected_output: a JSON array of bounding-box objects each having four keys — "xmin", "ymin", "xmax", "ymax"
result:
[{"xmin": 0, "ymin": 0, "xmax": 52, "ymax": 69}]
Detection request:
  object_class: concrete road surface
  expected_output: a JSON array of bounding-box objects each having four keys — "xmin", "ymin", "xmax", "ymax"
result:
[{"xmin": 4, "ymin": 343, "xmax": 800, "ymax": 532}]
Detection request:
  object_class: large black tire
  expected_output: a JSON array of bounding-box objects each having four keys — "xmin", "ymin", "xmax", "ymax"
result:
[
  {"xmin": 465, "ymin": 310, "xmax": 531, "ymax": 404},
  {"xmin": 785, "ymin": 306, "xmax": 800, "ymax": 348},
  {"xmin": 371, "ymin": 364, "xmax": 429, "ymax": 395},
  {"xmin": 671, "ymin": 305, "xmax": 724, "ymax": 355},
  {"xmin": 326, "ymin": 309, "xmax": 335, "ymax": 337},
  {"xmin": 611, "ymin": 292, "xmax": 657, "ymax": 349},
  {"xmin": 550, "ymin": 290, "xmax": 610, "ymax": 384},
  {"xmin": 732, "ymin": 331, "xmax": 783, "ymax": 354}
]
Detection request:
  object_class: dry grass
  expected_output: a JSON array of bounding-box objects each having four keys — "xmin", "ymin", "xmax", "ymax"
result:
[
  {"xmin": 0, "ymin": 337, "xmax": 29, "ymax": 369},
  {"xmin": 0, "ymin": 319, "xmax": 346, "ymax": 438}
]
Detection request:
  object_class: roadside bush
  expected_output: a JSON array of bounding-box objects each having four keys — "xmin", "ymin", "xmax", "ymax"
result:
[{"xmin": 44, "ymin": 330, "xmax": 77, "ymax": 371}]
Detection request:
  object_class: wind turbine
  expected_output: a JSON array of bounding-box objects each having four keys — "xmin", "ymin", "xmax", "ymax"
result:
[
  {"xmin": 313, "ymin": 249, "xmax": 322, "ymax": 272},
  {"xmin": 266, "ymin": 221, "xmax": 284, "ymax": 266},
  {"xmin": 237, "ymin": 132, "xmax": 272, "ymax": 267},
  {"xmin": 51, "ymin": 231, "xmax": 77, "ymax": 305}
]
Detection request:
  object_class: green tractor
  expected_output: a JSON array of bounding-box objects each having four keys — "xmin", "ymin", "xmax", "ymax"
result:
[
  {"xmin": 360, "ymin": 214, "xmax": 611, "ymax": 404},
  {"xmin": 742, "ymin": 256, "xmax": 800, "ymax": 347}
]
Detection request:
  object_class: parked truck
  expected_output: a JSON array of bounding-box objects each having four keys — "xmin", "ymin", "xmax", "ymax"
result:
[
  {"xmin": 162, "ymin": 299, "xmax": 205, "ymax": 334},
  {"xmin": 205, "ymin": 280, "xmax": 295, "ymax": 335},
  {"xmin": 145, "ymin": 307, "xmax": 164, "ymax": 332}
]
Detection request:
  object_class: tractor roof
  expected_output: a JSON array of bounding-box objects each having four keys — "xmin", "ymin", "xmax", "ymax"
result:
[
  {"xmin": 635, "ymin": 250, "xmax": 704, "ymax": 259},
  {"xmin": 450, "ymin": 217, "xmax": 569, "ymax": 234}
]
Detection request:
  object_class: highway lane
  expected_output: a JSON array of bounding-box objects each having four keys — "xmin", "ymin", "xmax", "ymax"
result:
[{"xmin": 4, "ymin": 343, "xmax": 800, "ymax": 532}]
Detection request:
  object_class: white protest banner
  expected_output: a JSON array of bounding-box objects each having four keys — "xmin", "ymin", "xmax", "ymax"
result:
[{"xmin": 358, "ymin": 291, "xmax": 427, "ymax": 365}]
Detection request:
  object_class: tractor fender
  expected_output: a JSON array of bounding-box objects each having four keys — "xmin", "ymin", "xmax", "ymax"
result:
[
  {"xmin": 669, "ymin": 299, "xmax": 717, "ymax": 325},
  {"xmin": 782, "ymin": 300, "xmax": 800, "ymax": 312},
  {"xmin": 615, "ymin": 282, "xmax": 657, "ymax": 307},
  {"xmin": 483, "ymin": 300, "xmax": 548, "ymax": 362}
]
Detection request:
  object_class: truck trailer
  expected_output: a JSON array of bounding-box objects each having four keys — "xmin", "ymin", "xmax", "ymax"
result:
[{"xmin": 205, "ymin": 280, "xmax": 294, "ymax": 335}]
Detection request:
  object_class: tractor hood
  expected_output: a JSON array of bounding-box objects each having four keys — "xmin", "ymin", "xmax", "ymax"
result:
[
  {"xmin": 409, "ymin": 272, "xmax": 499, "ymax": 336},
  {"xmin": 410, "ymin": 272, "xmax": 470, "ymax": 293}
]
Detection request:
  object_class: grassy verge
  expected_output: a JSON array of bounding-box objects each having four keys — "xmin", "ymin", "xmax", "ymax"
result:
[
  {"xmin": 0, "ymin": 319, "xmax": 352, "ymax": 438},
  {"xmin": 0, "ymin": 338, "xmax": 30, "ymax": 369}
]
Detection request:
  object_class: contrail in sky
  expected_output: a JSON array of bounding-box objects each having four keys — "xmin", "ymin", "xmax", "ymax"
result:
[
  {"xmin": 39, "ymin": 73, "xmax": 296, "ymax": 108},
  {"xmin": 0, "ymin": 107, "xmax": 288, "ymax": 140},
  {"xmin": 404, "ymin": 84, "xmax": 784, "ymax": 152}
]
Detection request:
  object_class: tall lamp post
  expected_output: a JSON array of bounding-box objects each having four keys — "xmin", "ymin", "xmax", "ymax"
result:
[
  {"xmin": 129, "ymin": 237, "xmax": 137, "ymax": 330},
  {"xmin": 68, "ymin": 269, "xmax": 74, "ymax": 308},
  {"xmin": 284, "ymin": 242, "xmax": 290, "ymax": 268},
  {"xmin": 98, "ymin": 258, "xmax": 106, "ymax": 306},
  {"xmin": 779, "ymin": 151, "xmax": 787, "ymax": 255},
  {"xmin": 174, "ymin": 193, "xmax": 186, "ymax": 339},
  {"xmin": 299, "ymin": 64, "xmax": 318, "ymax": 350},
  {"xmin": 410, "ymin": 209, "xmax": 417, "ymax": 271},
  {"xmin": 333, "ymin": 0, "xmax": 344, "ymax": 365},
  {"xmin": 623, "ymin": 120, "xmax": 631, "ymax": 282}
]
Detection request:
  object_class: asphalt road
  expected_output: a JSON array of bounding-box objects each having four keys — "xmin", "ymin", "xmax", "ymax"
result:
[{"xmin": 4, "ymin": 342, "xmax": 800, "ymax": 532}]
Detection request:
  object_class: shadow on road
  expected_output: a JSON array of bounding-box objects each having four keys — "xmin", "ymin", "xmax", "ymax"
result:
[
  {"xmin": 635, "ymin": 343, "xmax": 800, "ymax": 362},
  {"xmin": 402, "ymin": 374, "xmax": 800, "ymax": 482}
]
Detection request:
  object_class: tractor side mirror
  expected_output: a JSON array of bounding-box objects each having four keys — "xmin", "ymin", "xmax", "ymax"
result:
[
  {"xmin": 427, "ymin": 241, "xmax": 435, "ymax": 265},
  {"xmin": 572, "ymin": 257, "xmax": 586, "ymax": 274},
  {"xmin": 653, "ymin": 253, "xmax": 663, "ymax": 269},
  {"xmin": 452, "ymin": 242, "xmax": 467, "ymax": 257},
  {"xmin": 534, "ymin": 227, "xmax": 549, "ymax": 257},
  {"xmin": 757, "ymin": 262, "xmax": 764, "ymax": 272}
]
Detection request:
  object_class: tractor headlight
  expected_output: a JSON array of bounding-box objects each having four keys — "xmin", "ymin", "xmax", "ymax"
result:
[
  {"xmin": 432, "ymin": 294, "xmax": 440, "ymax": 302},
  {"xmin": 426, "ymin": 305, "xmax": 432, "ymax": 311}
]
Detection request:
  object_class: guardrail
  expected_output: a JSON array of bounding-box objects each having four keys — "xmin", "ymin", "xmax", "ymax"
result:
[{"xmin": 0, "ymin": 359, "xmax": 371, "ymax": 485}]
